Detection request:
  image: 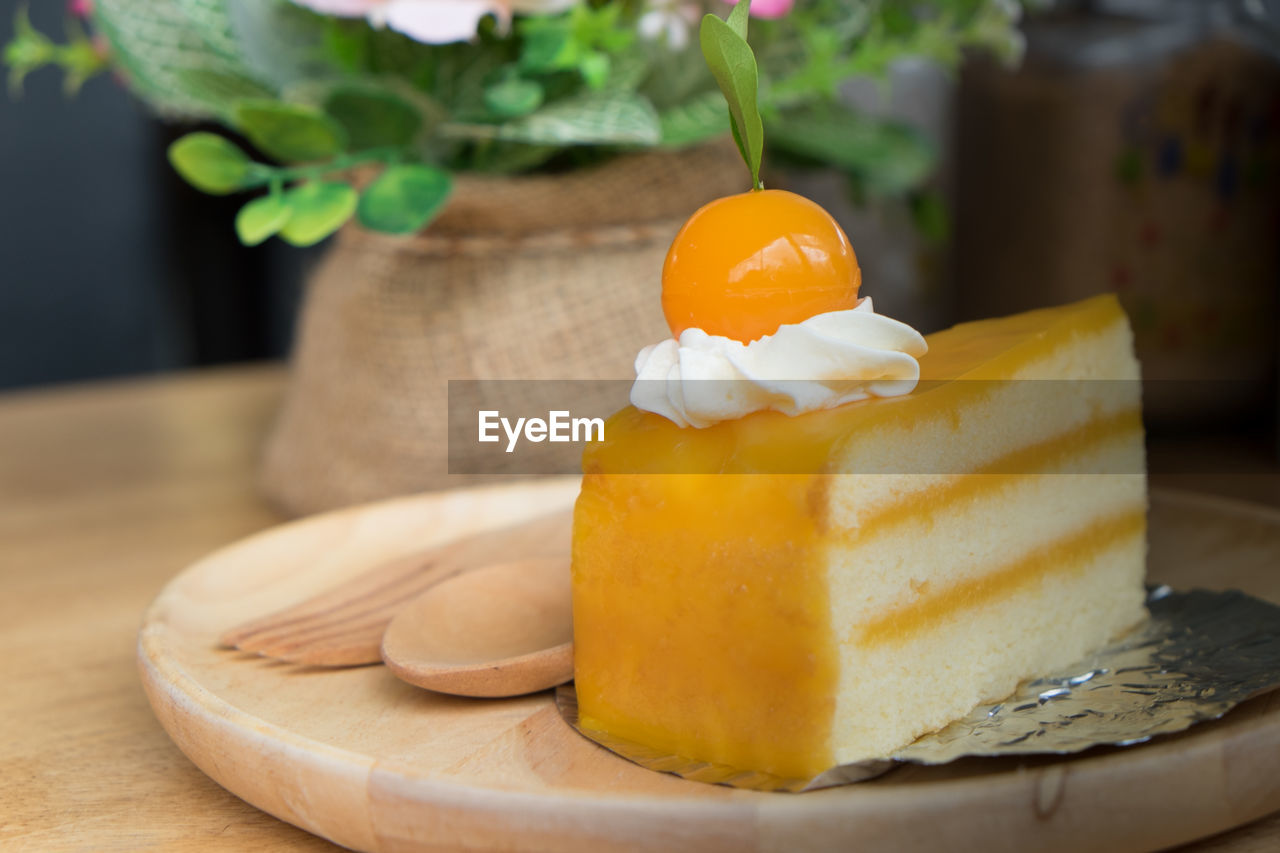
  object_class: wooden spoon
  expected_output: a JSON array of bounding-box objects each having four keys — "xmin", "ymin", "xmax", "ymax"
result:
[
  {"xmin": 381, "ymin": 557, "xmax": 574, "ymax": 698},
  {"xmin": 220, "ymin": 508, "xmax": 572, "ymax": 666}
]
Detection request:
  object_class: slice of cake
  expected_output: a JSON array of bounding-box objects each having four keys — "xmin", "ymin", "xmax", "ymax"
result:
[{"xmin": 571, "ymin": 294, "xmax": 1147, "ymax": 780}]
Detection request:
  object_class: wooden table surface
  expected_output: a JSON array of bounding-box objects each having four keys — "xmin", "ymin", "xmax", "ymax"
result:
[{"xmin": 2, "ymin": 364, "xmax": 1279, "ymax": 852}]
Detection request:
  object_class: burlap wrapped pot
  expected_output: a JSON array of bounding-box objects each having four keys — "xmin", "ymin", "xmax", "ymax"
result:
[{"xmin": 259, "ymin": 141, "xmax": 743, "ymax": 516}]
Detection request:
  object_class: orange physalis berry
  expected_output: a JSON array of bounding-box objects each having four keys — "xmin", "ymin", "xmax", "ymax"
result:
[{"xmin": 661, "ymin": 189, "xmax": 861, "ymax": 344}]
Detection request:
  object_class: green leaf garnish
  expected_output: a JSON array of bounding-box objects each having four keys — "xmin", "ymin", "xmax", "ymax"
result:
[
  {"xmin": 699, "ymin": 5, "xmax": 763, "ymax": 189},
  {"xmin": 357, "ymin": 164, "xmax": 453, "ymax": 235},
  {"xmin": 279, "ymin": 181, "xmax": 357, "ymax": 246},
  {"xmin": 235, "ymin": 194, "xmax": 293, "ymax": 246},
  {"xmin": 725, "ymin": 0, "xmax": 750, "ymax": 39},
  {"xmin": 232, "ymin": 100, "xmax": 347, "ymax": 164},
  {"xmin": 168, "ymin": 133, "xmax": 252, "ymax": 195}
]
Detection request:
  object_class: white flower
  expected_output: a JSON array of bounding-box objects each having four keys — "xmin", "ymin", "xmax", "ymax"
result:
[
  {"xmin": 638, "ymin": 1, "xmax": 700, "ymax": 50},
  {"xmin": 291, "ymin": 0, "xmax": 578, "ymax": 44}
]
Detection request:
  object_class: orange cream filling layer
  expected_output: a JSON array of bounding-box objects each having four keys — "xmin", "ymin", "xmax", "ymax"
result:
[
  {"xmin": 832, "ymin": 407, "xmax": 1143, "ymax": 537},
  {"xmin": 855, "ymin": 508, "xmax": 1146, "ymax": 648},
  {"xmin": 571, "ymin": 295, "xmax": 1146, "ymax": 778}
]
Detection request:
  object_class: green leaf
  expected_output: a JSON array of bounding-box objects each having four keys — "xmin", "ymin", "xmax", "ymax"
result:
[
  {"xmin": 91, "ymin": 0, "xmax": 262, "ymax": 119},
  {"xmin": 5, "ymin": 6, "xmax": 109, "ymax": 97},
  {"xmin": 725, "ymin": 0, "xmax": 750, "ymax": 40},
  {"xmin": 569, "ymin": 3, "xmax": 632, "ymax": 54},
  {"xmin": 483, "ymin": 77, "xmax": 544, "ymax": 119},
  {"xmin": 603, "ymin": 51, "xmax": 650, "ymax": 93},
  {"xmin": 235, "ymin": 194, "xmax": 292, "ymax": 246},
  {"xmin": 279, "ymin": 181, "xmax": 357, "ymax": 246},
  {"xmin": 59, "ymin": 38, "xmax": 106, "ymax": 95},
  {"xmin": 324, "ymin": 88, "xmax": 422, "ymax": 150},
  {"xmin": 5, "ymin": 6, "xmax": 54, "ymax": 96},
  {"xmin": 729, "ymin": 112, "xmax": 749, "ymax": 172},
  {"xmin": 519, "ymin": 23, "xmax": 576, "ymax": 73},
  {"xmin": 321, "ymin": 19, "xmax": 371, "ymax": 73},
  {"xmin": 481, "ymin": 93, "xmax": 661, "ymax": 146},
  {"xmin": 168, "ymin": 132, "xmax": 252, "ymax": 195},
  {"xmin": 659, "ymin": 91, "xmax": 732, "ymax": 148},
  {"xmin": 699, "ymin": 13, "xmax": 763, "ymax": 188},
  {"xmin": 579, "ymin": 52, "xmax": 610, "ymax": 90},
  {"xmin": 225, "ymin": 0, "xmax": 332, "ymax": 90},
  {"xmin": 517, "ymin": 5, "xmax": 634, "ymax": 88},
  {"xmin": 232, "ymin": 99, "xmax": 347, "ymax": 163},
  {"xmin": 356, "ymin": 164, "xmax": 453, "ymax": 235},
  {"xmin": 173, "ymin": 69, "xmax": 276, "ymax": 106}
]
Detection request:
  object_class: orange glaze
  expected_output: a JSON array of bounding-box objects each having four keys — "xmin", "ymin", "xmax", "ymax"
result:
[
  {"xmin": 587, "ymin": 295, "xmax": 1127, "ymax": 478},
  {"xmin": 661, "ymin": 190, "xmax": 861, "ymax": 343},
  {"xmin": 572, "ymin": 472, "xmax": 837, "ymax": 779},
  {"xmin": 571, "ymin": 294, "xmax": 1138, "ymax": 777}
]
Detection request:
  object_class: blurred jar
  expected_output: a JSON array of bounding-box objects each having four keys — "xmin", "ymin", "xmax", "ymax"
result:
[{"xmin": 954, "ymin": 0, "xmax": 1280, "ymax": 425}]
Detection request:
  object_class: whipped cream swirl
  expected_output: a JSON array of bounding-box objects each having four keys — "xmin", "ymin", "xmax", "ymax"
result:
[{"xmin": 630, "ymin": 298, "xmax": 928, "ymax": 428}]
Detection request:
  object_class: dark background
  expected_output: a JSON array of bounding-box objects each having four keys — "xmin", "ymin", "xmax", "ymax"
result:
[{"xmin": 0, "ymin": 0, "xmax": 316, "ymax": 391}]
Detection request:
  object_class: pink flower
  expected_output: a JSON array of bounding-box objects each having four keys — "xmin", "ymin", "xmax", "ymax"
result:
[
  {"xmin": 722, "ymin": 0, "xmax": 794, "ymax": 20},
  {"xmin": 290, "ymin": 0, "xmax": 577, "ymax": 44},
  {"xmin": 69, "ymin": 0, "xmax": 93, "ymax": 17}
]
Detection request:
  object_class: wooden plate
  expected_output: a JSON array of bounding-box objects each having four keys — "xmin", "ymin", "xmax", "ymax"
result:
[{"xmin": 138, "ymin": 481, "xmax": 1280, "ymax": 852}]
